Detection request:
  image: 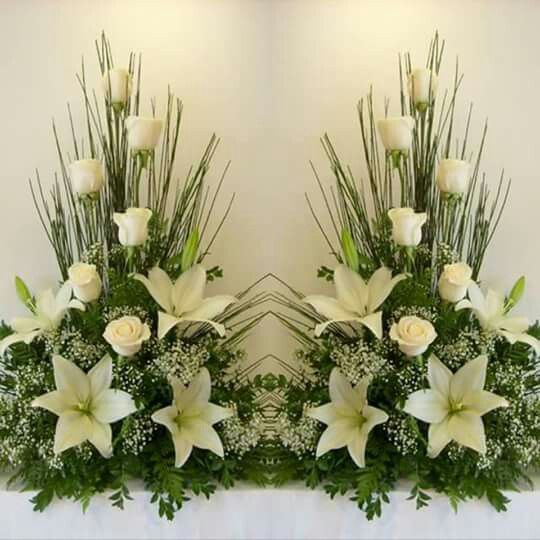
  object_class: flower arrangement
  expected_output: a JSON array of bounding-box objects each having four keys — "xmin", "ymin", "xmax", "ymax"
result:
[
  {"xmin": 0, "ymin": 35, "xmax": 267, "ymax": 519},
  {"xmin": 271, "ymin": 34, "xmax": 540, "ymax": 518}
]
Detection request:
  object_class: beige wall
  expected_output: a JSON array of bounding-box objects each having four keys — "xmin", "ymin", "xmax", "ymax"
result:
[{"xmin": 0, "ymin": 0, "xmax": 539, "ymax": 364}]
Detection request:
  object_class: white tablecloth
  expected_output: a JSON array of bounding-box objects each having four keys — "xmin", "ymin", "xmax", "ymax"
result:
[{"xmin": 1, "ymin": 479, "xmax": 539, "ymax": 539}]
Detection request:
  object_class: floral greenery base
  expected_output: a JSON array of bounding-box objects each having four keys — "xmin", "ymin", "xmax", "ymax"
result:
[
  {"xmin": 0, "ymin": 266, "xmax": 267, "ymax": 519},
  {"xmin": 272, "ymin": 269, "xmax": 540, "ymax": 519}
]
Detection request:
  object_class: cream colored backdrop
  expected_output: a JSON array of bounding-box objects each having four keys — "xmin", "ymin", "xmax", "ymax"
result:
[{"xmin": 0, "ymin": 0, "xmax": 539, "ymax": 366}]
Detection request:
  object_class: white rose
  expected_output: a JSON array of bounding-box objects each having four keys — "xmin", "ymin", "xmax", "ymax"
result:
[
  {"xmin": 438, "ymin": 262, "xmax": 473, "ymax": 303},
  {"xmin": 437, "ymin": 159, "xmax": 470, "ymax": 195},
  {"xmin": 390, "ymin": 316, "xmax": 437, "ymax": 357},
  {"xmin": 388, "ymin": 208, "xmax": 427, "ymax": 247},
  {"xmin": 69, "ymin": 159, "xmax": 104, "ymax": 196},
  {"xmin": 125, "ymin": 116, "xmax": 162, "ymax": 151},
  {"xmin": 408, "ymin": 68, "xmax": 438, "ymax": 106},
  {"xmin": 113, "ymin": 208, "xmax": 152, "ymax": 247},
  {"xmin": 68, "ymin": 262, "xmax": 102, "ymax": 303},
  {"xmin": 103, "ymin": 316, "xmax": 151, "ymax": 357},
  {"xmin": 103, "ymin": 68, "xmax": 132, "ymax": 105},
  {"xmin": 377, "ymin": 116, "xmax": 415, "ymax": 151}
]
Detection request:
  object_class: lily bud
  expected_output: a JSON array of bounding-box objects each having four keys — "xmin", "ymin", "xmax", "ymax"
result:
[
  {"xmin": 15, "ymin": 276, "xmax": 33, "ymax": 310},
  {"xmin": 181, "ymin": 229, "xmax": 200, "ymax": 272},
  {"xmin": 506, "ymin": 276, "xmax": 526, "ymax": 312},
  {"xmin": 340, "ymin": 229, "xmax": 359, "ymax": 272}
]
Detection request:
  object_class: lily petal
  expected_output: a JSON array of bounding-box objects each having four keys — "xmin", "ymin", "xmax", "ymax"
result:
[
  {"xmin": 329, "ymin": 368, "xmax": 360, "ymax": 413},
  {"xmin": 464, "ymin": 390, "xmax": 509, "ymax": 416},
  {"xmin": 362, "ymin": 405, "xmax": 389, "ymax": 432},
  {"xmin": 183, "ymin": 295, "xmax": 236, "ymax": 322},
  {"xmin": 88, "ymin": 355, "xmax": 113, "ymax": 396},
  {"xmin": 10, "ymin": 317, "xmax": 42, "ymax": 334},
  {"xmin": 347, "ymin": 430, "xmax": 368, "ymax": 468},
  {"xmin": 403, "ymin": 389, "xmax": 448, "ymax": 423},
  {"xmin": 172, "ymin": 433, "xmax": 193, "ymax": 468},
  {"xmin": 199, "ymin": 403, "xmax": 233, "ymax": 425},
  {"xmin": 0, "ymin": 331, "xmax": 41, "ymax": 354},
  {"xmin": 306, "ymin": 403, "xmax": 340, "ymax": 425},
  {"xmin": 55, "ymin": 282, "xmax": 74, "ymax": 310},
  {"xmin": 157, "ymin": 311, "xmax": 183, "ymax": 340},
  {"xmin": 151, "ymin": 405, "xmax": 179, "ymax": 433},
  {"xmin": 172, "ymin": 265, "xmax": 206, "ymax": 314},
  {"xmin": 134, "ymin": 268, "xmax": 173, "ymax": 313},
  {"xmin": 334, "ymin": 265, "xmax": 368, "ymax": 314},
  {"xmin": 178, "ymin": 368, "xmax": 212, "ymax": 413},
  {"xmin": 367, "ymin": 268, "xmax": 407, "ymax": 313},
  {"xmin": 31, "ymin": 390, "xmax": 70, "ymax": 416},
  {"xmin": 52, "ymin": 355, "xmax": 90, "ymax": 403},
  {"xmin": 427, "ymin": 355, "xmax": 452, "ymax": 397},
  {"xmin": 179, "ymin": 316, "xmax": 227, "ymax": 337},
  {"xmin": 499, "ymin": 330, "xmax": 540, "ymax": 354},
  {"xmin": 499, "ymin": 316, "xmax": 530, "ymax": 334},
  {"xmin": 54, "ymin": 410, "xmax": 92, "ymax": 454},
  {"xmin": 358, "ymin": 311, "xmax": 383, "ymax": 339},
  {"xmin": 304, "ymin": 295, "xmax": 358, "ymax": 322},
  {"xmin": 92, "ymin": 389, "xmax": 136, "ymax": 423},
  {"xmin": 87, "ymin": 419, "xmax": 113, "ymax": 458},
  {"xmin": 447, "ymin": 411, "xmax": 487, "ymax": 454},
  {"xmin": 427, "ymin": 419, "xmax": 452, "ymax": 458},
  {"xmin": 183, "ymin": 418, "xmax": 224, "ymax": 457},
  {"xmin": 450, "ymin": 355, "xmax": 487, "ymax": 402},
  {"xmin": 316, "ymin": 418, "xmax": 356, "ymax": 457}
]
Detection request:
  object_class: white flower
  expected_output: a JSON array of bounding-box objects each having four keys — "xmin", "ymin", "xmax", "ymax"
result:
[
  {"xmin": 125, "ymin": 116, "xmax": 162, "ymax": 152},
  {"xmin": 304, "ymin": 265, "xmax": 406, "ymax": 339},
  {"xmin": 377, "ymin": 116, "xmax": 415, "ymax": 151},
  {"xmin": 438, "ymin": 262, "xmax": 473, "ymax": 303},
  {"xmin": 103, "ymin": 316, "xmax": 151, "ymax": 357},
  {"xmin": 456, "ymin": 282, "xmax": 540, "ymax": 353},
  {"xmin": 437, "ymin": 159, "xmax": 470, "ymax": 195},
  {"xmin": 68, "ymin": 262, "xmax": 102, "ymax": 303},
  {"xmin": 69, "ymin": 159, "xmax": 104, "ymax": 196},
  {"xmin": 307, "ymin": 368, "xmax": 388, "ymax": 467},
  {"xmin": 134, "ymin": 265, "xmax": 236, "ymax": 339},
  {"xmin": 103, "ymin": 68, "xmax": 132, "ymax": 105},
  {"xmin": 31, "ymin": 355, "xmax": 136, "ymax": 457},
  {"xmin": 408, "ymin": 68, "xmax": 438, "ymax": 106},
  {"xmin": 403, "ymin": 355, "xmax": 508, "ymax": 457},
  {"xmin": 390, "ymin": 316, "xmax": 437, "ymax": 357},
  {"xmin": 0, "ymin": 282, "xmax": 85, "ymax": 354},
  {"xmin": 151, "ymin": 368, "xmax": 233, "ymax": 467},
  {"xmin": 388, "ymin": 207, "xmax": 427, "ymax": 247},
  {"xmin": 113, "ymin": 207, "xmax": 152, "ymax": 247}
]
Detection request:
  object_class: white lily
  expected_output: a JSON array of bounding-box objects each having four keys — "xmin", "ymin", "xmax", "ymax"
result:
[
  {"xmin": 403, "ymin": 355, "xmax": 508, "ymax": 458},
  {"xmin": 31, "ymin": 355, "xmax": 136, "ymax": 457},
  {"xmin": 307, "ymin": 368, "xmax": 388, "ymax": 467},
  {"xmin": 0, "ymin": 282, "xmax": 85, "ymax": 354},
  {"xmin": 151, "ymin": 368, "xmax": 233, "ymax": 467},
  {"xmin": 304, "ymin": 265, "xmax": 406, "ymax": 339},
  {"xmin": 456, "ymin": 282, "xmax": 539, "ymax": 354},
  {"xmin": 134, "ymin": 265, "xmax": 236, "ymax": 340}
]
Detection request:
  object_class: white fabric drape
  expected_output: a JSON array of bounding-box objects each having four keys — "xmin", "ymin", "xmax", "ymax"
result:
[{"xmin": 1, "ymin": 479, "xmax": 539, "ymax": 539}]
